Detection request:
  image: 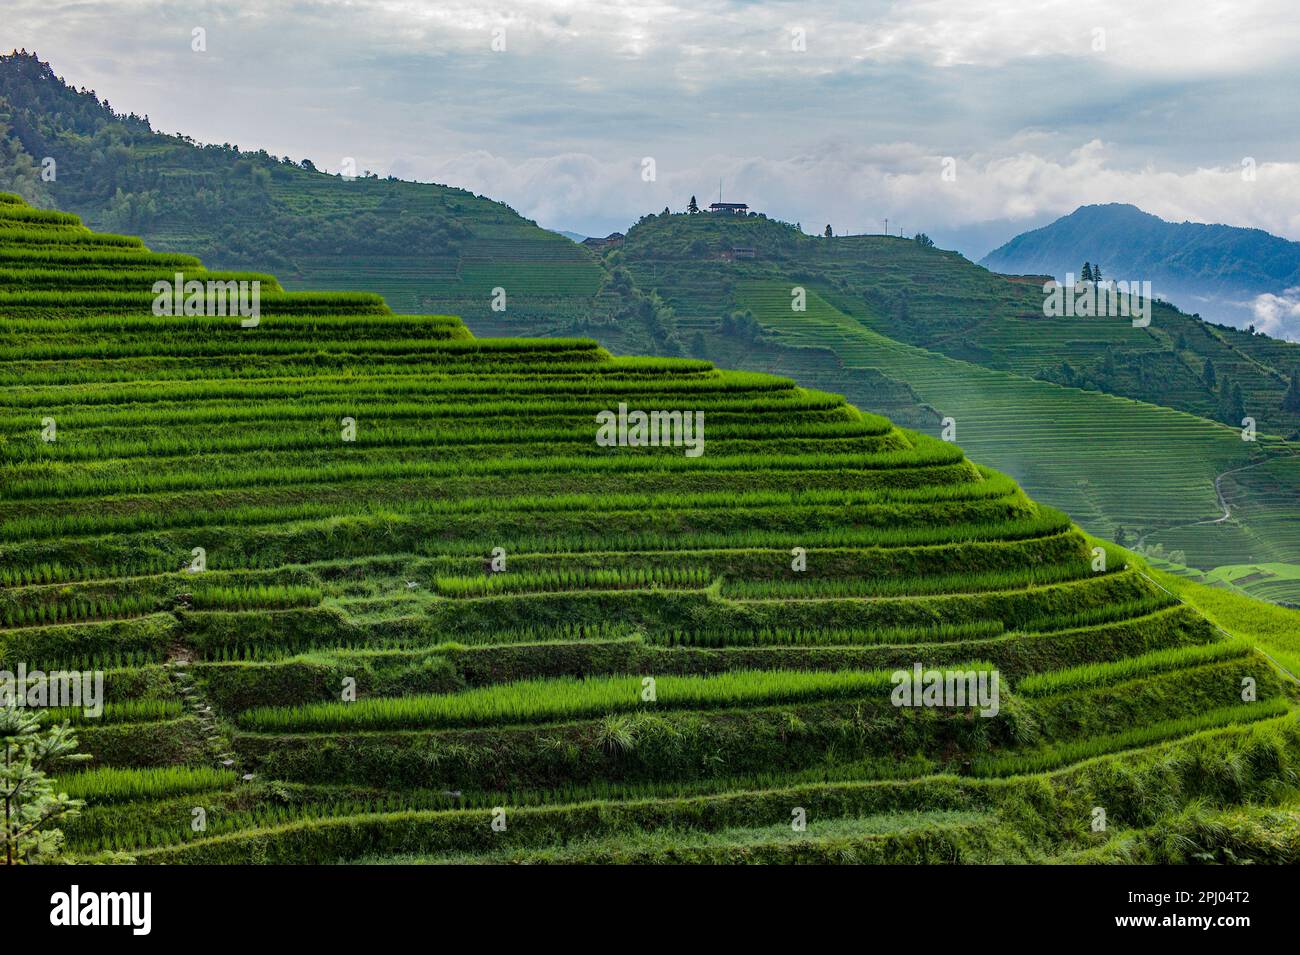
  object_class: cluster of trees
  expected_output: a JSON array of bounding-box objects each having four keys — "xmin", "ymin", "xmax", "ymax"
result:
[
  {"xmin": 1200, "ymin": 358, "xmax": 1248, "ymax": 425},
  {"xmin": 599, "ymin": 266, "xmax": 684, "ymax": 356},
  {"xmin": 720, "ymin": 308, "xmax": 765, "ymax": 342},
  {"xmin": 1217, "ymin": 377, "xmax": 1247, "ymax": 425},
  {"xmin": 1042, "ymin": 349, "xmax": 1264, "ymax": 429},
  {"xmin": 0, "ymin": 108, "xmax": 50, "ymax": 206},
  {"xmin": 1080, "ymin": 261, "xmax": 1104, "ymax": 282}
]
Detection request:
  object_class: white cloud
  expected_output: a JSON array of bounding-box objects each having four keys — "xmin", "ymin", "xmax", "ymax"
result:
[
  {"xmin": 8, "ymin": 0, "xmax": 1300, "ymax": 252},
  {"xmin": 419, "ymin": 139, "xmax": 1300, "ymax": 247},
  {"xmin": 1251, "ymin": 288, "xmax": 1300, "ymax": 342}
]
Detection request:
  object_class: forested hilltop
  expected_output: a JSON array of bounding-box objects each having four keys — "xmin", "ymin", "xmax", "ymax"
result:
[{"xmin": 0, "ymin": 50, "xmax": 603, "ymax": 321}]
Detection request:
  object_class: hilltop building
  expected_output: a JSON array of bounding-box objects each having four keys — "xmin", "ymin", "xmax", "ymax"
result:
[
  {"xmin": 709, "ymin": 202, "xmax": 749, "ymax": 215},
  {"xmin": 582, "ymin": 232, "xmax": 624, "ymax": 251}
]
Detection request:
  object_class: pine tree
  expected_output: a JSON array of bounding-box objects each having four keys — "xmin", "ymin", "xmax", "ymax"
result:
[
  {"xmin": 687, "ymin": 195, "xmax": 699, "ymax": 214},
  {"xmin": 1217, "ymin": 377, "xmax": 1245, "ymax": 424},
  {"xmin": 1283, "ymin": 368, "xmax": 1300, "ymax": 412},
  {"xmin": 1081, "ymin": 262, "xmax": 1093, "ymax": 282},
  {"xmin": 1202, "ymin": 358, "xmax": 1216, "ymax": 389},
  {"xmin": 1092, "ymin": 264, "xmax": 1102, "ymax": 284},
  {"xmin": 1, "ymin": 707, "xmax": 89, "ymax": 865}
]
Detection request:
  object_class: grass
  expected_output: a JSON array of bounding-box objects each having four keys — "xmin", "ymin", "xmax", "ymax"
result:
[
  {"xmin": 1155, "ymin": 567, "xmax": 1300, "ymax": 678},
  {"xmin": 1016, "ymin": 639, "xmax": 1253, "ymax": 697},
  {"xmin": 237, "ymin": 667, "xmax": 911, "ymax": 732},
  {"xmin": 54, "ymin": 766, "xmax": 238, "ymax": 804},
  {"xmin": 188, "ymin": 585, "xmax": 323, "ymax": 611},
  {"xmin": 722, "ymin": 561, "xmax": 1103, "ymax": 600},
  {"xmin": 358, "ymin": 810, "xmax": 990, "ymax": 864},
  {"xmin": 43, "ymin": 700, "xmax": 185, "ymax": 725},
  {"xmin": 971, "ymin": 700, "xmax": 1291, "ymax": 776},
  {"xmin": 658, "ymin": 620, "xmax": 1004, "ymax": 647},
  {"xmin": 435, "ymin": 567, "xmax": 713, "ymax": 597}
]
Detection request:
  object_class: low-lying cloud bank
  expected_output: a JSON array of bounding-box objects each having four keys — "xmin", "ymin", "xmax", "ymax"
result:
[{"xmin": 413, "ymin": 140, "xmax": 1300, "ymax": 260}]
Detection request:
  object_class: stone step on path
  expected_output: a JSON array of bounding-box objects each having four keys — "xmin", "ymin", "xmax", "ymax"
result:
[{"xmin": 163, "ymin": 657, "xmax": 249, "ymax": 780}]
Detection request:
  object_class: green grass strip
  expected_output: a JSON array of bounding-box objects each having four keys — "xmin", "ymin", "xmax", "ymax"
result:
[
  {"xmin": 971, "ymin": 699, "xmax": 1290, "ymax": 776},
  {"xmin": 55, "ymin": 766, "xmax": 237, "ymax": 804},
  {"xmin": 1016, "ymin": 638, "xmax": 1253, "ymax": 697},
  {"xmin": 238, "ymin": 666, "xmax": 913, "ymax": 733}
]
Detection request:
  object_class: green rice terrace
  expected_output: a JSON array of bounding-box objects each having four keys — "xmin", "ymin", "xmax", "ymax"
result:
[
  {"xmin": 3, "ymin": 193, "xmax": 1300, "ymax": 864},
  {"xmin": 7, "ymin": 49, "xmax": 1300, "ymax": 606}
]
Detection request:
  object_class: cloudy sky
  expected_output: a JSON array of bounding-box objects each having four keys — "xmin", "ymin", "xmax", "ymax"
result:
[{"xmin": 6, "ymin": 0, "xmax": 1300, "ymax": 260}]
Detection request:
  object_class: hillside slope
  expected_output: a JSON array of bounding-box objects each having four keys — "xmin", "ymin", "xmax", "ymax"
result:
[
  {"xmin": 0, "ymin": 51, "xmax": 605, "ymax": 322},
  {"xmin": 635, "ymin": 214, "xmax": 1300, "ymax": 439},
  {"xmin": 981, "ymin": 203, "xmax": 1300, "ymax": 336},
  {"xmin": 2, "ymin": 193, "xmax": 1298, "ymax": 864},
  {"xmin": 611, "ymin": 213, "xmax": 1300, "ymax": 602},
  {"xmin": 11, "ymin": 48, "xmax": 1295, "ymax": 434},
  {"xmin": 6, "ymin": 51, "xmax": 1300, "ymax": 601}
]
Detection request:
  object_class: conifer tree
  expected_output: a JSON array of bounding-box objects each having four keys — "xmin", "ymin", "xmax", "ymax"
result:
[
  {"xmin": 1283, "ymin": 367, "xmax": 1300, "ymax": 412},
  {"xmin": 1, "ymin": 707, "xmax": 88, "ymax": 865}
]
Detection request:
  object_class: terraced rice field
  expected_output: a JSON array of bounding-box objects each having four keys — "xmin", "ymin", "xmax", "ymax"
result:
[
  {"xmin": 3, "ymin": 193, "xmax": 1299, "ymax": 864},
  {"xmin": 734, "ymin": 281, "xmax": 1292, "ymax": 550},
  {"xmin": 1149, "ymin": 455, "xmax": 1300, "ymax": 591}
]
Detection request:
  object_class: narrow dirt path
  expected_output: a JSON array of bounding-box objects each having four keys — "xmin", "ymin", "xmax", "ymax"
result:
[{"xmin": 1135, "ymin": 453, "xmax": 1288, "ymax": 549}]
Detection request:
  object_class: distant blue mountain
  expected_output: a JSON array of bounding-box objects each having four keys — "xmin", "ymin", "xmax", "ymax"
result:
[{"xmin": 980, "ymin": 203, "xmax": 1300, "ymax": 337}]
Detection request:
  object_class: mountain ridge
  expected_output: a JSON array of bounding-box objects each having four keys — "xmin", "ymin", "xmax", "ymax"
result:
[{"xmin": 981, "ymin": 203, "xmax": 1300, "ymax": 338}]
